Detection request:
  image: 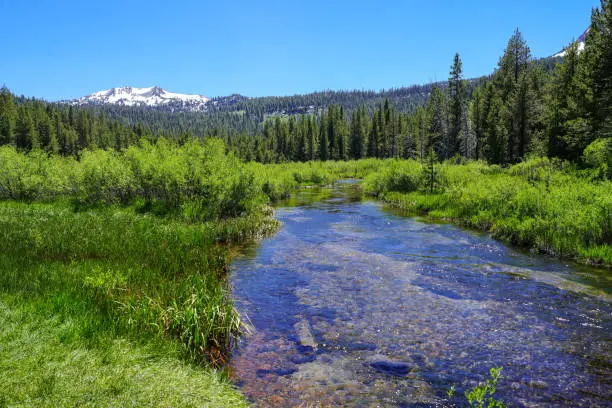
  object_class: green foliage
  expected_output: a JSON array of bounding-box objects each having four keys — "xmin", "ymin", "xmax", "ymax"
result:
[
  {"xmin": 0, "ymin": 146, "xmax": 75, "ymax": 200},
  {"xmin": 465, "ymin": 367, "xmax": 506, "ymax": 408},
  {"xmin": 78, "ymin": 149, "xmax": 136, "ymax": 204},
  {"xmin": 0, "ymin": 199, "xmax": 278, "ymax": 361},
  {"xmin": 423, "ymin": 148, "xmax": 442, "ymax": 193},
  {"xmin": 0, "ymin": 299, "xmax": 248, "ymax": 407},
  {"xmin": 583, "ymin": 137, "xmax": 612, "ymax": 179}
]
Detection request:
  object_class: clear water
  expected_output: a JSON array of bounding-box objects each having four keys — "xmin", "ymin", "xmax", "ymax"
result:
[{"xmin": 229, "ymin": 182, "xmax": 611, "ymax": 407}]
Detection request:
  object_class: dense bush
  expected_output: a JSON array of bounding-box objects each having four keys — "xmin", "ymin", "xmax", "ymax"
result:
[
  {"xmin": 0, "ymin": 146, "xmax": 75, "ymax": 200},
  {"xmin": 78, "ymin": 149, "xmax": 137, "ymax": 204},
  {"xmin": 583, "ymin": 138, "xmax": 612, "ymax": 180},
  {"xmin": 0, "ymin": 138, "xmax": 273, "ymax": 220}
]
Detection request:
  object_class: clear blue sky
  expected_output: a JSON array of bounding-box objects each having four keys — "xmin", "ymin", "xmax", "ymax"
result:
[{"xmin": 0, "ymin": 0, "xmax": 599, "ymax": 101}]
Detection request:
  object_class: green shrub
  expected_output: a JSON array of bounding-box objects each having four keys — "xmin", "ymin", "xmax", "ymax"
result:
[{"xmin": 583, "ymin": 138, "xmax": 612, "ymax": 180}]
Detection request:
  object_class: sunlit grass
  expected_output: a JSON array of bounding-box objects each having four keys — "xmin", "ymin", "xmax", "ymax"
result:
[
  {"xmin": 0, "ymin": 200, "xmax": 275, "ymax": 406},
  {"xmin": 0, "ymin": 295, "xmax": 247, "ymax": 407}
]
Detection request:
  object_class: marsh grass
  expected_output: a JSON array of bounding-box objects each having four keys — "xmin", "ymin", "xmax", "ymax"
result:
[
  {"xmin": 0, "ymin": 295, "xmax": 248, "ymax": 407},
  {"xmin": 0, "ymin": 200, "xmax": 274, "ymax": 406},
  {"xmin": 0, "ymin": 202, "xmax": 280, "ymax": 360}
]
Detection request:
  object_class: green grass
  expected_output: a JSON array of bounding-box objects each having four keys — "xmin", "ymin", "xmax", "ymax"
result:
[
  {"xmin": 0, "ymin": 200, "xmax": 275, "ymax": 406},
  {"xmin": 0, "ymin": 297, "xmax": 247, "ymax": 407}
]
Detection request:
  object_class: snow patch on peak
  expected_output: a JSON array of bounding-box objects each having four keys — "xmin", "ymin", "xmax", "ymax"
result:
[
  {"xmin": 553, "ymin": 28, "xmax": 589, "ymax": 58},
  {"xmin": 73, "ymin": 86, "xmax": 210, "ymax": 111}
]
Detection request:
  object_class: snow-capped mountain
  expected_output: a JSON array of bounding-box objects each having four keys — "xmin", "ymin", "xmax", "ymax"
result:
[
  {"xmin": 72, "ymin": 86, "xmax": 210, "ymax": 111},
  {"xmin": 553, "ymin": 28, "xmax": 589, "ymax": 58}
]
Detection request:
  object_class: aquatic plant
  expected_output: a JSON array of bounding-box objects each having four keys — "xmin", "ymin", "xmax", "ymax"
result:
[{"xmin": 447, "ymin": 367, "xmax": 506, "ymax": 408}]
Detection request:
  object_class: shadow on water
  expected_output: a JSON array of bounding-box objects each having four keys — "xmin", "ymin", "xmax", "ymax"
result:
[{"xmin": 230, "ymin": 181, "xmax": 612, "ymax": 407}]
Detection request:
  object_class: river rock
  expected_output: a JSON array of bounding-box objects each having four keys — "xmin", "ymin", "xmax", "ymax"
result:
[
  {"xmin": 528, "ymin": 379, "xmax": 548, "ymax": 389},
  {"xmin": 367, "ymin": 354, "xmax": 412, "ymax": 376},
  {"xmin": 294, "ymin": 319, "xmax": 318, "ymax": 350}
]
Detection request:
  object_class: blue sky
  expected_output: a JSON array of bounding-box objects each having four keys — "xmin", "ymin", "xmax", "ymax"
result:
[{"xmin": 0, "ymin": 0, "xmax": 599, "ymax": 101}]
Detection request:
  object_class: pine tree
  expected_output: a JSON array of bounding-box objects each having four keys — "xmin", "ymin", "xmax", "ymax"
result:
[
  {"xmin": 382, "ymin": 99, "xmax": 392, "ymax": 157},
  {"xmin": 426, "ymin": 86, "xmax": 447, "ymax": 158},
  {"xmin": 547, "ymin": 42, "xmax": 590, "ymax": 159},
  {"xmin": 288, "ymin": 116, "xmax": 297, "ymax": 160},
  {"xmin": 0, "ymin": 87, "xmax": 16, "ymax": 145},
  {"xmin": 496, "ymin": 29, "xmax": 531, "ymax": 99},
  {"xmin": 402, "ymin": 114, "xmax": 415, "ymax": 159},
  {"xmin": 296, "ymin": 115, "xmax": 308, "ymax": 161},
  {"xmin": 308, "ymin": 115, "xmax": 318, "ymax": 161},
  {"xmin": 350, "ymin": 105, "xmax": 368, "ymax": 159},
  {"xmin": 15, "ymin": 107, "xmax": 38, "ymax": 151},
  {"xmin": 448, "ymin": 53, "xmax": 468, "ymax": 159},
  {"xmin": 413, "ymin": 106, "xmax": 428, "ymax": 160},
  {"xmin": 337, "ymin": 106, "xmax": 349, "ymax": 160},
  {"xmin": 588, "ymin": 0, "xmax": 612, "ymax": 138},
  {"xmin": 486, "ymin": 94, "xmax": 509, "ymax": 164},
  {"xmin": 319, "ymin": 111, "xmax": 329, "ymax": 160},
  {"xmin": 367, "ymin": 109, "xmax": 379, "ymax": 158}
]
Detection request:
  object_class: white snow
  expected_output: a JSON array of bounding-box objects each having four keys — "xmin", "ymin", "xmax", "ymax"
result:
[
  {"xmin": 553, "ymin": 38, "xmax": 586, "ymax": 58},
  {"xmin": 76, "ymin": 86, "xmax": 210, "ymax": 109}
]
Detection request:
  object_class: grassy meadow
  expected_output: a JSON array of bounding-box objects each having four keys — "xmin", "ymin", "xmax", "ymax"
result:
[
  {"xmin": 0, "ymin": 139, "xmax": 610, "ymax": 406},
  {"xmin": 0, "ymin": 140, "xmax": 279, "ymax": 406}
]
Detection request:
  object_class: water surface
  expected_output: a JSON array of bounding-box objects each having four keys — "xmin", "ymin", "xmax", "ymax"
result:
[{"xmin": 230, "ymin": 182, "xmax": 611, "ymax": 407}]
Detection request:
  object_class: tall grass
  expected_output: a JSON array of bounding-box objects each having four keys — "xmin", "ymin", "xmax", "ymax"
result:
[{"xmin": 0, "ymin": 201, "xmax": 278, "ymax": 362}]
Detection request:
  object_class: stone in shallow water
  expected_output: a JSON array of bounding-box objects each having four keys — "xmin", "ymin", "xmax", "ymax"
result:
[
  {"xmin": 294, "ymin": 319, "xmax": 318, "ymax": 350},
  {"xmin": 528, "ymin": 379, "xmax": 549, "ymax": 389},
  {"xmin": 367, "ymin": 354, "xmax": 412, "ymax": 376},
  {"xmin": 288, "ymin": 352, "xmax": 316, "ymax": 364},
  {"xmin": 256, "ymin": 367, "xmax": 298, "ymax": 378},
  {"xmin": 370, "ymin": 360, "xmax": 412, "ymax": 376}
]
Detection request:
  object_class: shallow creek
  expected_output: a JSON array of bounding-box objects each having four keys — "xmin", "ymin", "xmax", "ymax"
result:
[{"xmin": 229, "ymin": 181, "xmax": 611, "ymax": 407}]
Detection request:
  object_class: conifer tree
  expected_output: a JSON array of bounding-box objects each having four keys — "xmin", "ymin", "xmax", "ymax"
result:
[
  {"xmin": 448, "ymin": 53, "xmax": 468, "ymax": 159},
  {"xmin": 486, "ymin": 94, "xmax": 509, "ymax": 164},
  {"xmin": 350, "ymin": 105, "xmax": 368, "ymax": 159},
  {"xmin": 588, "ymin": 0, "xmax": 612, "ymax": 138},
  {"xmin": 547, "ymin": 42, "xmax": 589, "ymax": 159},
  {"xmin": 0, "ymin": 87, "xmax": 16, "ymax": 145},
  {"xmin": 426, "ymin": 86, "xmax": 447, "ymax": 158},
  {"xmin": 413, "ymin": 106, "xmax": 428, "ymax": 160},
  {"xmin": 367, "ymin": 112, "xmax": 379, "ymax": 158},
  {"xmin": 402, "ymin": 114, "xmax": 416, "ymax": 159},
  {"xmin": 15, "ymin": 107, "xmax": 38, "ymax": 151},
  {"xmin": 308, "ymin": 115, "xmax": 318, "ymax": 160},
  {"xmin": 319, "ymin": 111, "xmax": 329, "ymax": 160}
]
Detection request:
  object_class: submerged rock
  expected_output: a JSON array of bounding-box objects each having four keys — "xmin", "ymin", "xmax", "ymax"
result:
[
  {"xmin": 294, "ymin": 319, "xmax": 318, "ymax": 350},
  {"xmin": 367, "ymin": 354, "xmax": 412, "ymax": 376}
]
